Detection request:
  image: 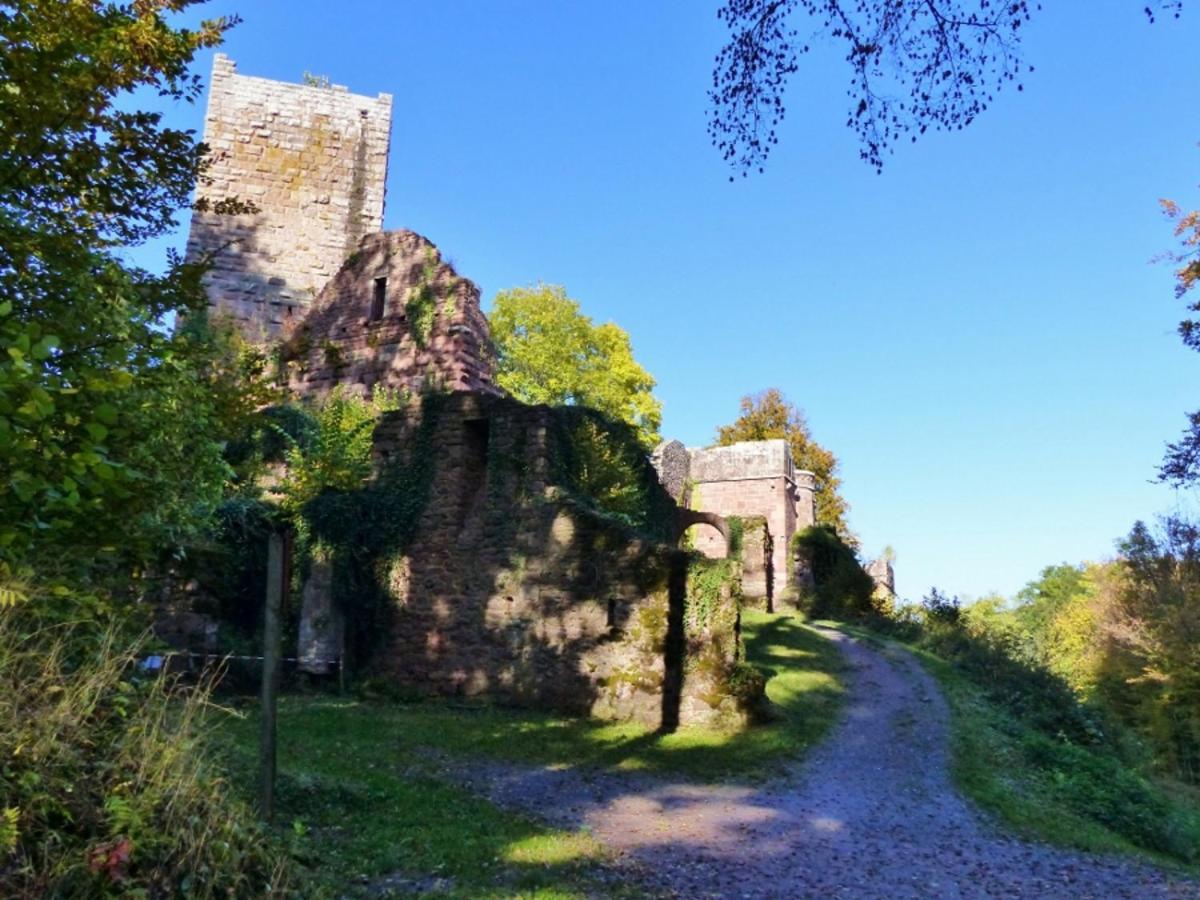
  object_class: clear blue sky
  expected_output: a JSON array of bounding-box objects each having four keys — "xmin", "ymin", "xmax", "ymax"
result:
[{"xmin": 139, "ymin": 2, "xmax": 1200, "ymax": 601}]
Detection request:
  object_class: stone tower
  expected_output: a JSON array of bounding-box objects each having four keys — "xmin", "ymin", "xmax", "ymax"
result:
[{"xmin": 186, "ymin": 54, "xmax": 393, "ymax": 338}]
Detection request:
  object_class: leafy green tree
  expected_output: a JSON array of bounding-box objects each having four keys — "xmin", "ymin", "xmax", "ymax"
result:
[
  {"xmin": 715, "ymin": 388, "xmax": 851, "ymax": 537},
  {"xmin": 279, "ymin": 388, "xmax": 402, "ymax": 515},
  {"xmin": 489, "ymin": 284, "xmax": 663, "ymax": 447},
  {"xmin": 1014, "ymin": 563, "xmax": 1088, "ymax": 644},
  {"xmin": 0, "ymin": 1, "xmax": 247, "ymax": 578},
  {"xmin": 1106, "ymin": 519, "xmax": 1200, "ymax": 782}
]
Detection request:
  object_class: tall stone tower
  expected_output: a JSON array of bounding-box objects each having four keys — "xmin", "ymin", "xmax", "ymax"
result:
[{"xmin": 186, "ymin": 54, "xmax": 393, "ymax": 338}]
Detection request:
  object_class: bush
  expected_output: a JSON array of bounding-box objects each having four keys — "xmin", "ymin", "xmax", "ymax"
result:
[
  {"xmin": 1019, "ymin": 732, "xmax": 1200, "ymax": 861},
  {"xmin": 792, "ymin": 526, "xmax": 875, "ymax": 619},
  {"xmin": 917, "ymin": 615, "xmax": 1104, "ymax": 745},
  {"xmin": 921, "ymin": 586, "xmax": 961, "ymax": 623},
  {"xmin": 726, "ymin": 660, "xmax": 769, "ymax": 710},
  {"xmin": 0, "ymin": 602, "xmax": 287, "ymax": 897}
]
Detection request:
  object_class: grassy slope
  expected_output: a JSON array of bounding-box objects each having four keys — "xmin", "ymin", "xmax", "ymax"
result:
[
  {"xmin": 217, "ymin": 611, "xmax": 845, "ymax": 896},
  {"xmin": 841, "ymin": 623, "xmax": 1200, "ymax": 873}
]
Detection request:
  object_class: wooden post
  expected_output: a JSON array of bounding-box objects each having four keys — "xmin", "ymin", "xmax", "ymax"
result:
[
  {"xmin": 259, "ymin": 530, "xmax": 285, "ymax": 822},
  {"xmin": 338, "ymin": 621, "xmax": 347, "ymax": 695}
]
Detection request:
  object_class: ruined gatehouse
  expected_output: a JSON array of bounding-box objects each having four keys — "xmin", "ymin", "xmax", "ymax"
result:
[{"xmin": 652, "ymin": 439, "xmax": 818, "ymax": 607}]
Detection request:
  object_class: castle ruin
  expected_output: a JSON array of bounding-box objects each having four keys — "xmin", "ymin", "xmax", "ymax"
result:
[{"xmin": 183, "ymin": 56, "xmax": 887, "ymax": 726}]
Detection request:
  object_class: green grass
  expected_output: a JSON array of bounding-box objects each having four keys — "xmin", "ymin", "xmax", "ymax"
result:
[
  {"xmin": 218, "ymin": 703, "xmax": 622, "ymax": 898},
  {"xmin": 840, "ymin": 623, "xmax": 1200, "ymax": 873},
  {"xmin": 216, "ymin": 610, "xmax": 846, "ymax": 895}
]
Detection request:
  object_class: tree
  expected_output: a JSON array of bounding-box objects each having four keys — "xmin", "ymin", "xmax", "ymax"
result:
[
  {"xmin": 0, "ymin": 1, "xmax": 247, "ymax": 579},
  {"xmin": 1108, "ymin": 519, "xmax": 1200, "ymax": 782},
  {"xmin": 1159, "ymin": 185, "xmax": 1200, "ymax": 485},
  {"xmin": 715, "ymin": 388, "xmax": 851, "ymax": 537},
  {"xmin": 1014, "ymin": 562, "xmax": 1087, "ymax": 638},
  {"xmin": 489, "ymin": 284, "xmax": 663, "ymax": 447},
  {"xmin": 709, "ymin": 2, "xmax": 1182, "ymax": 177}
]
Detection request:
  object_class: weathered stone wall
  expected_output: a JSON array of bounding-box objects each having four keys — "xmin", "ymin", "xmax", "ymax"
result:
[
  {"xmin": 866, "ymin": 558, "xmax": 895, "ymax": 597},
  {"xmin": 187, "ymin": 54, "xmax": 392, "ymax": 338},
  {"xmin": 282, "ymin": 230, "xmax": 496, "ymax": 398},
  {"xmin": 685, "ymin": 440, "xmax": 816, "ymax": 598},
  {"xmin": 355, "ymin": 393, "xmax": 751, "ymax": 728},
  {"xmin": 651, "ymin": 439, "xmax": 691, "ymax": 504},
  {"xmin": 737, "ymin": 518, "xmax": 773, "ymax": 604}
]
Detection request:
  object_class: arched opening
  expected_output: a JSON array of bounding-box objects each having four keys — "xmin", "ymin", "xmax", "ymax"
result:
[
  {"xmin": 683, "ymin": 522, "xmax": 729, "ymax": 559},
  {"xmin": 673, "ymin": 509, "xmax": 732, "ymax": 558}
]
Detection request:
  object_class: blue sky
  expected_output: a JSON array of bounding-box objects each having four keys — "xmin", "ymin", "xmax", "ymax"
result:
[{"xmin": 138, "ymin": 2, "xmax": 1200, "ymax": 601}]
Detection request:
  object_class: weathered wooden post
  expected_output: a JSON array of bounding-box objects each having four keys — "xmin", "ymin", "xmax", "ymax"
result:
[{"xmin": 259, "ymin": 531, "xmax": 286, "ymax": 821}]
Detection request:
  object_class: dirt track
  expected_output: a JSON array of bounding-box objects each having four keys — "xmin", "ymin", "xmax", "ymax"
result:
[{"xmin": 444, "ymin": 627, "xmax": 1197, "ymax": 898}]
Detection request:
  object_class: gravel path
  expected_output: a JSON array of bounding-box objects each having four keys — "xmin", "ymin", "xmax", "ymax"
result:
[{"xmin": 442, "ymin": 627, "xmax": 1198, "ymax": 898}]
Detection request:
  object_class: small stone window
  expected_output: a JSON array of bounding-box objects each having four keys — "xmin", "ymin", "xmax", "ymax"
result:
[{"xmin": 369, "ymin": 277, "xmax": 386, "ymax": 322}]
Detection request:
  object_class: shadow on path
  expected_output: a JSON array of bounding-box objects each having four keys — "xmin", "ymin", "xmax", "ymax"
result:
[{"xmin": 439, "ymin": 628, "xmax": 1199, "ymax": 899}]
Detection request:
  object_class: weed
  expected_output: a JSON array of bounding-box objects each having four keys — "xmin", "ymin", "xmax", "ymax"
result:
[{"xmin": 0, "ymin": 609, "xmax": 286, "ymax": 897}]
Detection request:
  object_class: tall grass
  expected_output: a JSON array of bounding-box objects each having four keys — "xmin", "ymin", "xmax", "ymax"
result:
[{"xmin": 0, "ymin": 606, "xmax": 287, "ymax": 897}]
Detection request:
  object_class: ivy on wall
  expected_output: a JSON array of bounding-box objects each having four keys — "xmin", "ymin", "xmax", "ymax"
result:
[
  {"xmin": 300, "ymin": 394, "xmax": 442, "ymax": 663},
  {"xmin": 792, "ymin": 525, "xmax": 874, "ymax": 618},
  {"xmin": 547, "ymin": 406, "xmax": 676, "ymax": 542}
]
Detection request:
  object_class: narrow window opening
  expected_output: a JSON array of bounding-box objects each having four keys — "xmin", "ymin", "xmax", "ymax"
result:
[
  {"xmin": 458, "ymin": 419, "xmax": 490, "ymax": 531},
  {"xmin": 369, "ymin": 277, "xmax": 386, "ymax": 321}
]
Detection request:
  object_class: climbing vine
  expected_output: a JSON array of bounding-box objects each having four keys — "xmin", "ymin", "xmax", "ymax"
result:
[
  {"xmin": 547, "ymin": 406, "xmax": 676, "ymax": 542},
  {"xmin": 405, "ymin": 245, "xmax": 442, "ymax": 349},
  {"xmin": 300, "ymin": 394, "xmax": 443, "ymax": 663},
  {"xmin": 792, "ymin": 525, "xmax": 874, "ymax": 618},
  {"xmin": 406, "ymin": 282, "xmax": 436, "ymax": 348},
  {"xmin": 684, "ymin": 557, "xmax": 741, "ymax": 634}
]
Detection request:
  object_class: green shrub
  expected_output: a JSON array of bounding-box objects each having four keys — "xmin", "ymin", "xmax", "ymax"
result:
[
  {"xmin": 921, "ymin": 586, "xmax": 961, "ymax": 623},
  {"xmin": 0, "ymin": 602, "xmax": 287, "ymax": 897},
  {"xmin": 548, "ymin": 407, "xmax": 675, "ymax": 541},
  {"xmin": 726, "ymin": 660, "xmax": 768, "ymax": 709},
  {"xmin": 916, "ymin": 615, "xmax": 1104, "ymax": 745},
  {"xmin": 279, "ymin": 387, "xmax": 402, "ymax": 515},
  {"xmin": 792, "ymin": 525, "xmax": 874, "ymax": 618}
]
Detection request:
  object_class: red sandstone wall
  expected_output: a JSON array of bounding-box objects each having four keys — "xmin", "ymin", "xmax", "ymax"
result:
[
  {"xmin": 283, "ymin": 230, "xmax": 497, "ymax": 399},
  {"xmin": 357, "ymin": 393, "xmax": 749, "ymax": 728},
  {"xmin": 692, "ymin": 477, "xmax": 794, "ymax": 589}
]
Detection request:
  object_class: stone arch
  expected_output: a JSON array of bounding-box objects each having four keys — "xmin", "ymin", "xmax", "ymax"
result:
[{"xmin": 673, "ymin": 508, "xmax": 732, "ymax": 558}]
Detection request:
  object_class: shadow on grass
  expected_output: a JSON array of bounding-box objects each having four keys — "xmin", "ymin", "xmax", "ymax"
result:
[
  {"xmin": 399, "ymin": 611, "xmax": 845, "ymax": 782},
  {"xmin": 249, "ymin": 611, "xmax": 846, "ymax": 786},
  {"xmin": 217, "ymin": 706, "xmax": 640, "ymax": 899},
  {"xmin": 213, "ymin": 612, "xmax": 847, "ymax": 895}
]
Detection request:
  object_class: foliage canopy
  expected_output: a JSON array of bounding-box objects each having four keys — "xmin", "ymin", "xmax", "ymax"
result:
[
  {"xmin": 715, "ymin": 388, "xmax": 851, "ymax": 537},
  {"xmin": 489, "ymin": 284, "xmax": 663, "ymax": 448},
  {"xmin": 0, "ymin": 0, "xmax": 256, "ymax": 578},
  {"xmin": 709, "ymin": 2, "xmax": 1183, "ymax": 176}
]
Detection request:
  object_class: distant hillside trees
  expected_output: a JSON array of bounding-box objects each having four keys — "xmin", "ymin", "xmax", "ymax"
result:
[
  {"xmin": 489, "ymin": 284, "xmax": 663, "ymax": 448},
  {"xmin": 956, "ymin": 544, "xmax": 1200, "ymax": 787}
]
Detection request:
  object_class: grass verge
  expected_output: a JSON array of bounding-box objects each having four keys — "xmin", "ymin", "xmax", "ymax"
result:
[
  {"xmin": 216, "ymin": 610, "xmax": 845, "ymax": 895},
  {"xmin": 218, "ymin": 705, "xmax": 624, "ymax": 898}
]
